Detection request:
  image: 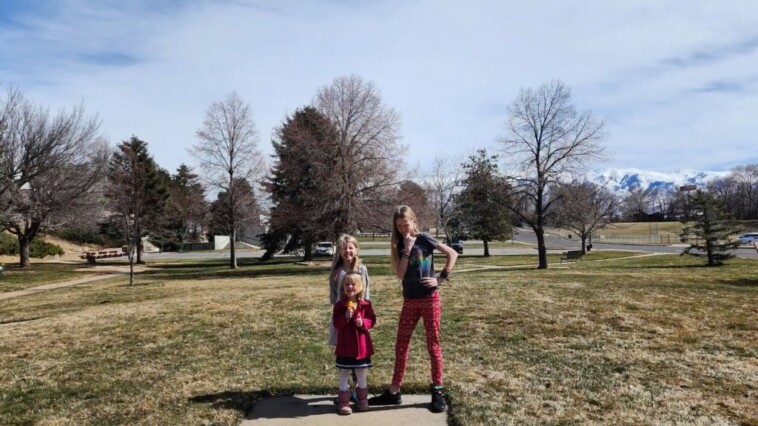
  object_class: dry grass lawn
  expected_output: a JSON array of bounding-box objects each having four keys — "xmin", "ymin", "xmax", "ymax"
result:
[{"xmin": 0, "ymin": 255, "xmax": 756, "ymax": 425}]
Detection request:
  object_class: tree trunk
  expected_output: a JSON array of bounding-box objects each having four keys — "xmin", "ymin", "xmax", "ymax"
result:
[
  {"xmin": 581, "ymin": 235, "xmax": 587, "ymax": 253},
  {"xmin": 135, "ymin": 224, "xmax": 144, "ymax": 264},
  {"xmin": 128, "ymin": 255, "xmax": 134, "ymax": 286},
  {"xmin": 483, "ymin": 240, "xmax": 490, "ymax": 257},
  {"xmin": 536, "ymin": 228, "xmax": 548, "ymax": 269},
  {"xmin": 230, "ymin": 228, "xmax": 238, "ymax": 269},
  {"xmin": 123, "ymin": 213, "xmax": 135, "ymax": 285},
  {"xmin": 303, "ymin": 240, "xmax": 314, "ymax": 262},
  {"xmin": 536, "ymin": 181, "xmax": 548, "ymax": 269},
  {"xmin": 304, "ymin": 242, "xmax": 313, "ymax": 261},
  {"xmin": 706, "ymin": 239, "xmax": 714, "ymax": 267},
  {"xmin": 18, "ymin": 235, "xmax": 31, "ymax": 268}
]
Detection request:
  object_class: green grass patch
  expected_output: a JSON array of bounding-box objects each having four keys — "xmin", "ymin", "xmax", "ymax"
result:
[{"xmin": 0, "ymin": 254, "xmax": 755, "ymax": 425}]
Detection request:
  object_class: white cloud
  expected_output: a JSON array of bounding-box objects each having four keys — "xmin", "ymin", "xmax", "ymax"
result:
[{"xmin": 1, "ymin": 0, "xmax": 756, "ymax": 175}]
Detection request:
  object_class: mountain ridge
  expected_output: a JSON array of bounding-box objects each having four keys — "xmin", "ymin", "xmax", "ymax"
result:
[{"xmin": 587, "ymin": 168, "xmax": 730, "ymax": 195}]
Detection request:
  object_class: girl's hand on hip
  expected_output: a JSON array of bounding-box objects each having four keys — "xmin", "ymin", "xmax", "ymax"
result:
[{"xmin": 421, "ymin": 277, "xmax": 439, "ymax": 288}]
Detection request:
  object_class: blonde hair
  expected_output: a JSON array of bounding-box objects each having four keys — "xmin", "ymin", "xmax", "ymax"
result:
[
  {"xmin": 330, "ymin": 234, "xmax": 362, "ymax": 275},
  {"xmin": 390, "ymin": 205, "xmax": 419, "ymax": 275},
  {"xmin": 340, "ymin": 271, "xmax": 366, "ymax": 301}
]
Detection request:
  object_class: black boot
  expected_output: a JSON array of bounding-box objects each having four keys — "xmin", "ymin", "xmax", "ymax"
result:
[{"xmin": 368, "ymin": 389, "xmax": 402, "ymax": 406}]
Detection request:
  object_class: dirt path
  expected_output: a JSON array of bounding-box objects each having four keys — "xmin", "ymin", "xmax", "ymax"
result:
[{"xmin": 0, "ymin": 265, "xmax": 147, "ymax": 302}]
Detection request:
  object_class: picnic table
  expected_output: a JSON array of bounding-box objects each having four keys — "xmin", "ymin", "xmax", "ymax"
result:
[{"xmin": 80, "ymin": 248, "xmax": 128, "ymax": 264}]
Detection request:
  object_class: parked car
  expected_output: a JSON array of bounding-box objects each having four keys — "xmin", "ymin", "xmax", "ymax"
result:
[
  {"xmin": 738, "ymin": 232, "xmax": 758, "ymax": 245},
  {"xmin": 444, "ymin": 238, "xmax": 464, "ymax": 254},
  {"xmin": 314, "ymin": 242, "xmax": 335, "ymax": 256}
]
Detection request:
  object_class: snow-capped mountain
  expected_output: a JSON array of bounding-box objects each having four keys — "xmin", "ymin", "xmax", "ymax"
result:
[{"xmin": 587, "ymin": 168, "xmax": 730, "ymax": 195}]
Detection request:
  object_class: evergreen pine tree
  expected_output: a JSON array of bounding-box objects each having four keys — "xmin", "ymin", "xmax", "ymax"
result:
[
  {"xmin": 106, "ymin": 136, "xmax": 168, "ymax": 265},
  {"xmin": 455, "ymin": 149, "xmax": 512, "ymax": 257},
  {"xmin": 679, "ymin": 190, "xmax": 740, "ymax": 266}
]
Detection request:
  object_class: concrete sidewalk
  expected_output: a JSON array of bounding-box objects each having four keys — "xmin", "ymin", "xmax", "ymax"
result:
[{"xmin": 243, "ymin": 394, "xmax": 447, "ymax": 425}]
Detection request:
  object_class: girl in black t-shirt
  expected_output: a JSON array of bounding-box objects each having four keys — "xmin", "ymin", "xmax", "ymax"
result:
[{"xmin": 368, "ymin": 205, "xmax": 458, "ymax": 413}]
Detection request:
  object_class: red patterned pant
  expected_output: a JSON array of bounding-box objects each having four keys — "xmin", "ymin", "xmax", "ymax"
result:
[{"xmin": 391, "ymin": 292, "xmax": 443, "ymax": 387}]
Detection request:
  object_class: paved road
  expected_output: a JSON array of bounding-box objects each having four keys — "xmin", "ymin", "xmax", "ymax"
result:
[{"xmin": 142, "ymin": 228, "xmax": 757, "ymax": 261}]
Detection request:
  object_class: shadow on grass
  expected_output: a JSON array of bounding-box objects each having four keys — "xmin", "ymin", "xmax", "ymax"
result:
[
  {"xmin": 189, "ymin": 390, "xmax": 271, "ymax": 415},
  {"xmin": 117, "ymin": 280, "xmax": 165, "ymax": 287},
  {"xmin": 596, "ymin": 264, "xmax": 709, "ymax": 270},
  {"xmin": 717, "ymin": 278, "xmax": 758, "ymax": 287},
  {"xmin": 0, "ymin": 316, "xmax": 42, "ymax": 325}
]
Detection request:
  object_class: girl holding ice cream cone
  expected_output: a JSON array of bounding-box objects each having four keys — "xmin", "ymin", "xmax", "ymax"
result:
[{"xmin": 333, "ymin": 271, "xmax": 376, "ymax": 415}]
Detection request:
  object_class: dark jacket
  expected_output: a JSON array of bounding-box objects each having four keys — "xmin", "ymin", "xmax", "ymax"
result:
[{"xmin": 332, "ymin": 299, "xmax": 376, "ymax": 359}]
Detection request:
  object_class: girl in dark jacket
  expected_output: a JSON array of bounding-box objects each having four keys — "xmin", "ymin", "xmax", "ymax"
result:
[{"xmin": 333, "ymin": 271, "xmax": 376, "ymax": 415}]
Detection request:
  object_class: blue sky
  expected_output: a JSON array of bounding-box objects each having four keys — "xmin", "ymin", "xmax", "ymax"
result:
[{"xmin": 1, "ymin": 0, "xmax": 756, "ymax": 175}]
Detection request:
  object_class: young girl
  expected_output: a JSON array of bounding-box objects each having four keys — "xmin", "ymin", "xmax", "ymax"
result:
[
  {"xmin": 333, "ymin": 272, "xmax": 376, "ymax": 415},
  {"xmin": 327, "ymin": 234, "xmax": 370, "ymax": 346},
  {"xmin": 368, "ymin": 205, "xmax": 458, "ymax": 413}
]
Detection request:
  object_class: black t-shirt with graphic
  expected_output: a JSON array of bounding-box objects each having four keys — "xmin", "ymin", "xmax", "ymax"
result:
[{"xmin": 398, "ymin": 232, "xmax": 439, "ymax": 299}]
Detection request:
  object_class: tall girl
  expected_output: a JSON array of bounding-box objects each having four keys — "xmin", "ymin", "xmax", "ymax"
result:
[
  {"xmin": 333, "ymin": 272, "xmax": 376, "ymax": 414},
  {"xmin": 368, "ymin": 205, "xmax": 458, "ymax": 413},
  {"xmin": 327, "ymin": 234, "xmax": 370, "ymax": 346}
]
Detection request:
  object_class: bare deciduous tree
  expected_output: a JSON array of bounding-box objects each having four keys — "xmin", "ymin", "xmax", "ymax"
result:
[
  {"xmin": 0, "ymin": 87, "xmax": 108, "ymax": 267},
  {"xmin": 208, "ymin": 177, "xmax": 259, "ymax": 248},
  {"xmin": 424, "ymin": 154, "xmax": 462, "ymax": 238},
  {"xmin": 315, "ymin": 74, "xmax": 403, "ymax": 235},
  {"xmin": 728, "ymin": 164, "xmax": 758, "ymax": 219},
  {"xmin": 190, "ymin": 92, "xmax": 263, "ymax": 269},
  {"xmin": 553, "ymin": 182, "xmax": 617, "ymax": 253},
  {"xmin": 395, "ymin": 180, "xmax": 433, "ymax": 230},
  {"xmin": 621, "ymin": 187, "xmax": 652, "ymax": 220},
  {"xmin": 500, "ymin": 80, "xmax": 607, "ymax": 269}
]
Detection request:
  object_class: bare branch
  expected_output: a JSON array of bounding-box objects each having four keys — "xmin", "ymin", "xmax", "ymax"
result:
[{"xmin": 190, "ymin": 92, "xmax": 263, "ymax": 268}]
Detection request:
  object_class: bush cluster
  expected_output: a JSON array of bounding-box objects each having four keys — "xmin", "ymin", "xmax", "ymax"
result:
[
  {"xmin": 0, "ymin": 233, "xmax": 65, "ymax": 258},
  {"xmin": 31, "ymin": 240, "xmax": 65, "ymax": 258},
  {"xmin": 0, "ymin": 233, "xmax": 16, "ymax": 255}
]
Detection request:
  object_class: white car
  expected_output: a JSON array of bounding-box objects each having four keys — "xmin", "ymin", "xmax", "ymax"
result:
[
  {"xmin": 738, "ymin": 232, "xmax": 758, "ymax": 245},
  {"xmin": 314, "ymin": 242, "xmax": 335, "ymax": 256}
]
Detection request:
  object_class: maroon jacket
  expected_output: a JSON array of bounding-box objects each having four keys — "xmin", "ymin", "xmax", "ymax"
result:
[{"xmin": 332, "ymin": 299, "xmax": 376, "ymax": 359}]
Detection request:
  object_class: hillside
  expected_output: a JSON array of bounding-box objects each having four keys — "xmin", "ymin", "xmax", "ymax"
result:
[{"xmin": 0, "ymin": 235, "xmax": 101, "ymax": 265}]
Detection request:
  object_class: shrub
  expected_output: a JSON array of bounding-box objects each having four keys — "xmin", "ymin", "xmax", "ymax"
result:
[
  {"xmin": 30, "ymin": 239, "xmax": 65, "ymax": 258},
  {"xmin": 0, "ymin": 233, "xmax": 18, "ymax": 255},
  {"xmin": 0, "ymin": 234, "xmax": 65, "ymax": 258}
]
